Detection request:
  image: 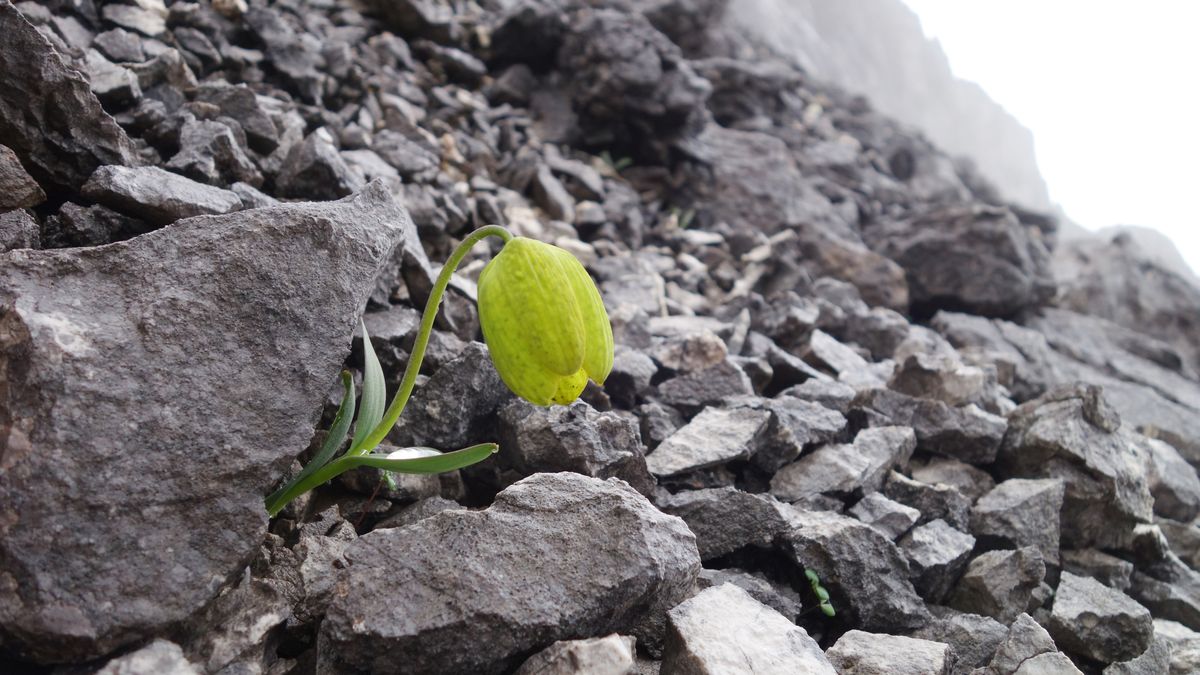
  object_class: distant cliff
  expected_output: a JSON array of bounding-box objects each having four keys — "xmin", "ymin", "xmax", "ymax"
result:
[{"xmin": 728, "ymin": 0, "xmax": 1053, "ymax": 212}]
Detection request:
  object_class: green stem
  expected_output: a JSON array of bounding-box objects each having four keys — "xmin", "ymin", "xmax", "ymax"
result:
[{"xmin": 351, "ymin": 224, "xmax": 512, "ymax": 455}]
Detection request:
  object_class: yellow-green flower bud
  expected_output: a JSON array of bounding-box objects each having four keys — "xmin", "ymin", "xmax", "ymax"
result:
[{"xmin": 477, "ymin": 237, "xmax": 614, "ymax": 406}]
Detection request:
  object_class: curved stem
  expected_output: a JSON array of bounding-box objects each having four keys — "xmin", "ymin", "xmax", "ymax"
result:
[{"xmin": 352, "ymin": 224, "xmax": 512, "ymax": 454}]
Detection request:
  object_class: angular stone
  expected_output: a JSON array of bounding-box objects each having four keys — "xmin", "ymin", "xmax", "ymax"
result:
[
  {"xmin": 949, "ymin": 548, "xmax": 1046, "ymax": 623},
  {"xmin": 496, "ymin": 399, "xmax": 655, "ymax": 495},
  {"xmin": 985, "ymin": 613, "xmax": 1061, "ymax": 675},
  {"xmin": 1011, "ymin": 652, "xmax": 1085, "ymax": 674},
  {"xmin": 1061, "ymin": 549, "xmax": 1134, "ymax": 592},
  {"xmin": 1154, "ymin": 619, "xmax": 1200, "ymax": 675},
  {"xmin": 102, "ymin": 3, "xmax": 167, "ymax": 37},
  {"xmin": 885, "ymin": 471, "xmax": 972, "ymax": 531},
  {"xmin": 532, "ymin": 164, "xmax": 575, "ymax": 223},
  {"xmin": 193, "ymin": 83, "xmax": 280, "ymax": 154},
  {"xmin": 375, "ymin": 496, "xmax": 465, "ymax": 531},
  {"xmin": 780, "ymin": 508, "xmax": 929, "ymax": 631},
  {"xmin": 971, "ymin": 478, "xmax": 1065, "ymax": 565},
  {"xmin": 853, "ymin": 388, "xmax": 1006, "ymax": 465},
  {"xmin": 0, "ymin": 1, "xmax": 140, "ymax": 191},
  {"xmin": 1103, "ymin": 633, "xmax": 1172, "ymax": 675},
  {"xmin": 998, "ymin": 385, "xmax": 1154, "ymax": 549},
  {"xmin": 320, "ymin": 473, "xmax": 700, "ymax": 675},
  {"xmin": 771, "ymin": 426, "xmax": 915, "ymax": 502},
  {"xmin": 890, "ymin": 351, "xmax": 989, "ymax": 407},
  {"xmin": 911, "ymin": 606, "xmax": 1007, "ymax": 675},
  {"xmin": 0, "ymin": 208, "xmax": 40, "ymax": 251},
  {"xmin": 1143, "ymin": 436, "xmax": 1200, "ymax": 522},
  {"xmin": 646, "ymin": 406, "xmax": 769, "ymax": 477},
  {"xmin": 0, "ymin": 144, "xmax": 44, "ymax": 209},
  {"xmin": 655, "ymin": 359, "xmax": 754, "ymax": 412},
  {"xmin": 899, "ymin": 519, "xmax": 976, "ymax": 603},
  {"xmin": 275, "ymin": 129, "xmax": 365, "ymax": 200},
  {"xmin": 662, "ymin": 584, "xmax": 835, "ymax": 675},
  {"xmin": 849, "ymin": 492, "xmax": 920, "ymax": 540},
  {"xmin": 727, "ymin": 394, "xmax": 847, "ymax": 473},
  {"xmin": 825, "ymin": 630, "xmax": 952, "ymax": 675},
  {"xmin": 82, "ymin": 164, "xmax": 242, "ymax": 225},
  {"xmin": 0, "ymin": 182, "xmax": 409, "ymax": 663},
  {"xmin": 694, "ymin": 569, "xmax": 802, "ymax": 622},
  {"xmin": 166, "ymin": 117, "xmax": 262, "ymax": 188},
  {"xmin": 656, "ymin": 487, "xmax": 790, "ymax": 561},
  {"xmin": 95, "ymin": 639, "xmax": 200, "ymax": 675},
  {"xmin": 1129, "ymin": 555, "xmax": 1200, "ymax": 632},
  {"xmin": 514, "ymin": 634, "xmax": 637, "ymax": 675},
  {"xmin": 84, "ymin": 48, "xmax": 142, "ymax": 108},
  {"xmin": 1048, "ymin": 572, "xmax": 1153, "ymax": 664}
]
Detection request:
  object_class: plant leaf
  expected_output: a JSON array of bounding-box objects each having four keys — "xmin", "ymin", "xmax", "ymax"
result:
[
  {"xmin": 265, "ymin": 370, "xmax": 356, "ymax": 507},
  {"xmin": 350, "ymin": 443, "xmax": 499, "ymax": 474},
  {"xmin": 350, "ymin": 320, "xmax": 386, "ymax": 453}
]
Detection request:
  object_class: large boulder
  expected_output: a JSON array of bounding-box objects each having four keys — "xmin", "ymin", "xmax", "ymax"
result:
[
  {"xmin": 319, "ymin": 473, "xmax": 700, "ymax": 675},
  {"xmin": 0, "ymin": 182, "xmax": 408, "ymax": 663}
]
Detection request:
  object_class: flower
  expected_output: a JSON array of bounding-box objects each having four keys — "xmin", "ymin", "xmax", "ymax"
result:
[{"xmin": 477, "ymin": 237, "xmax": 613, "ymax": 405}]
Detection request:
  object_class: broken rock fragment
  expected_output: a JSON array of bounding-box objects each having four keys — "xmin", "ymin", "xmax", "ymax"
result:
[{"xmin": 82, "ymin": 164, "xmax": 242, "ymax": 225}]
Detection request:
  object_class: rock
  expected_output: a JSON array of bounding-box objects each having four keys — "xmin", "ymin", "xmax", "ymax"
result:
[
  {"xmin": 101, "ymin": 3, "xmax": 167, "ymax": 37},
  {"xmin": 780, "ymin": 508, "xmax": 930, "ymax": 631},
  {"xmin": 646, "ymin": 406, "xmax": 769, "ymax": 477},
  {"xmin": 971, "ymin": 478, "xmax": 1065, "ymax": 565},
  {"xmin": 849, "ymin": 492, "xmax": 921, "ymax": 540},
  {"xmin": 931, "ymin": 311, "xmax": 1061, "ymax": 402},
  {"xmin": 655, "ymin": 359, "xmax": 754, "ymax": 412},
  {"xmin": 1103, "ymin": 633, "xmax": 1172, "ymax": 675},
  {"xmin": 1010, "ymin": 652, "xmax": 1086, "ymax": 674},
  {"xmin": 998, "ymin": 385, "xmax": 1155, "ymax": 549},
  {"xmin": 694, "ymin": 569, "xmax": 802, "ymax": 621},
  {"xmin": 890, "ymin": 351, "xmax": 989, "ymax": 407},
  {"xmin": 1048, "ymin": 572, "xmax": 1153, "ymax": 664},
  {"xmin": 1061, "ymin": 549, "xmax": 1134, "ymax": 592},
  {"xmin": 276, "ymin": 129, "xmax": 365, "ymax": 200},
  {"xmin": 1154, "ymin": 619, "xmax": 1200, "ymax": 675},
  {"xmin": 81, "ymin": 164, "xmax": 242, "ymax": 225},
  {"xmin": 1129, "ymin": 555, "xmax": 1200, "ymax": 632},
  {"xmin": 884, "ymin": 471, "xmax": 973, "ymax": 531},
  {"xmin": 95, "ymin": 639, "xmax": 201, "ymax": 675},
  {"xmin": 495, "ymin": 399, "xmax": 655, "ymax": 495},
  {"xmin": 320, "ymin": 473, "xmax": 700, "ymax": 675},
  {"xmin": 727, "ymin": 394, "xmax": 847, "ymax": 473},
  {"xmin": 0, "ymin": 182, "xmax": 409, "ymax": 663},
  {"xmin": 911, "ymin": 457, "xmax": 996, "ymax": 502},
  {"xmin": 948, "ymin": 548, "xmax": 1046, "ymax": 623},
  {"xmin": 532, "ymin": 163, "xmax": 575, "ymax": 223},
  {"xmin": 84, "ymin": 48, "xmax": 142, "ymax": 108},
  {"xmin": 375, "ymin": 496, "xmax": 466, "ymax": 530},
  {"xmin": 0, "ymin": 144, "xmax": 44, "ymax": 209},
  {"xmin": 866, "ymin": 203, "xmax": 1054, "ymax": 317},
  {"xmin": 193, "ymin": 83, "xmax": 280, "ymax": 154},
  {"xmin": 656, "ymin": 487, "xmax": 790, "ymax": 561},
  {"xmin": 899, "ymin": 519, "xmax": 976, "ymax": 603},
  {"xmin": 912, "ymin": 607, "xmax": 1007, "ymax": 675},
  {"xmin": 514, "ymin": 634, "xmax": 637, "ymax": 675},
  {"xmin": 0, "ymin": 0, "xmax": 139, "ymax": 191},
  {"xmin": 242, "ymin": 6, "xmax": 324, "ymax": 102},
  {"xmin": 661, "ymin": 583, "xmax": 835, "ymax": 675},
  {"xmin": 605, "ymin": 346, "xmax": 659, "ymax": 407},
  {"xmin": 825, "ymin": 630, "xmax": 952, "ymax": 675},
  {"xmin": 984, "ymin": 613, "xmax": 1062, "ymax": 675},
  {"xmin": 181, "ymin": 572, "xmax": 290, "ymax": 674},
  {"xmin": 93, "ymin": 28, "xmax": 146, "ymax": 63},
  {"xmin": 853, "ymin": 388, "xmax": 1006, "ymax": 465},
  {"xmin": 0, "ymin": 208, "xmax": 40, "ymax": 251},
  {"xmin": 166, "ymin": 117, "xmax": 262, "ymax": 188},
  {"xmin": 558, "ymin": 10, "xmax": 709, "ymax": 157},
  {"xmin": 770, "ymin": 426, "xmax": 915, "ymax": 502},
  {"xmin": 1143, "ymin": 436, "xmax": 1200, "ymax": 521},
  {"xmin": 41, "ymin": 201, "xmax": 149, "ymax": 248}
]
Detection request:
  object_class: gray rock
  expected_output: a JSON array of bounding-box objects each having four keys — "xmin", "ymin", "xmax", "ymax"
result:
[
  {"xmin": 727, "ymin": 394, "xmax": 847, "ymax": 473},
  {"xmin": 913, "ymin": 607, "xmax": 1007, "ymax": 675},
  {"xmin": 41, "ymin": 201, "xmax": 149, "ymax": 248},
  {"xmin": 949, "ymin": 548, "xmax": 1046, "ymax": 623},
  {"xmin": 825, "ymin": 630, "xmax": 952, "ymax": 675},
  {"xmin": 320, "ymin": 473, "xmax": 700, "ymax": 675},
  {"xmin": 0, "ymin": 144, "xmax": 44, "ymax": 209},
  {"xmin": 998, "ymin": 385, "xmax": 1155, "ymax": 549},
  {"xmin": 101, "ymin": 3, "xmax": 166, "ymax": 36},
  {"xmin": 606, "ymin": 346, "xmax": 659, "ymax": 407},
  {"xmin": 0, "ymin": 208, "xmax": 39, "ymax": 251},
  {"xmin": 867, "ymin": 203, "xmax": 1054, "ymax": 317},
  {"xmin": 1048, "ymin": 571, "xmax": 1153, "ymax": 664},
  {"xmin": 890, "ymin": 351, "xmax": 989, "ymax": 407},
  {"xmin": 0, "ymin": 1, "xmax": 140, "ymax": 191},
  {"xmin": 899, "ymin": 519, "xmax": 977, "ymax": 603},
  {"xmin": 1103, "ymin": 633, "xmax": 1172, "ymax": 675},
  {"xmin": 181, "ymin": 572, "xmax": 290, "ymax": 674},
  {"xmin": 82, "ymin": 164, "xmax": 243, "ymax": 225},
  {"xmin": 84, "ymin": 48, "xmax": 141, "ymax": 107},
  {"xmin": 661, "ymin": 584, "xmax": 835, "ymax": 675},
  {"xmin": 885, "ymin": 471, "xmax": 973, "ymax": 531},
  {"xmin": 93, "ymin": 28, "xmax": 146, "ymax": 63},
  {"xmin": 166, "ymin": 117, "xmax": 262, "ymax": 188},
  {"xmin": 985, "ymin": 613, "xmax": 1061, "ymax": 675},
  {"xmin": 771, "ymin": 426, "xmax": 915, "ymax": 502},
  {"xmin": 1129, "ymin": 555, "xmax": 1200, "ymax": 632},
  {"xmin": 971, "ymin": 478, "xmax": 1065, "ymax": 565},
  {"xmin": 646, "ymin": 406, "xmax": 769, "ymax": 477},
  {"xmin": 655, "ymin": 359, "xmax": 754, "ymax": 412},
  {"xmin": 911, "ymin": 457, "xmax": 997, "ymax": 502},
  {"xmin": 782, "ymin": 379, "xmax": 858, "ymax": 414},
  {"xmin": 1011, "ymin": 652, "xmax": 1085, "ymax": 674},
  {"xmin": 95, "ymin": 639, "xmax": 201, "ymax": 675},
  {"xmin": 514, "ymin": 634, "xmax": 637, "ymax": 675},
  {"xmin": 276, "ymin": 129, "xmax": 365, "ymax": 200},
  {"xmin": 1154, "ymin": 619, "xmax": 1200, "ymax": 675},
  {"xmin": 849, "ymin": 492, "xmax": 921, "ymax": 540},
  {"xmin": 656, "ymin": 487, "xmax": 790, "ymax": 561},
  {"xmin": 532, "ymin": 164, "xmax": 575, "ymax": 223},
  {"xmin": 647, "ymin": 328, "xmax": 727, "ymax": 374},
  {"xmin": 780, "ymin": 507, "xmax": 930, "ymax": 631},
  {"xmin": 1143, "ymin": 436, "xmax": 1200, "ymax": 522},
  {"xmin": 694, "ymin": 569, "xmax": 802, "ymax": 621},
  {"xmin": 193, "ymin": 83, "xmax": 280, "ymax": 154},
  {"xmin": 0, "ymin": 182, "xmax": 408, "ymax": 663},
  {"xmin": 375, "ymin": 496, "xmax": 466, "ymax": 531},
  {"xmin": 931, "ymin": 311, "xmax": 1061, "ymax": 402},
  {"xmin": 496, "ymin": 399, "xmax": 655, "ymax": 495},
  {"xmin": 853, "ymin": 388, "xmax": 1006, "ymax": 465},
  {"xmin": 1157, "ymin": 517, "xmax": 1200, "ymax": 570},
  {"xmin": 1061, "ymin": 549, "xmax": 1134, "ymax": 592}
]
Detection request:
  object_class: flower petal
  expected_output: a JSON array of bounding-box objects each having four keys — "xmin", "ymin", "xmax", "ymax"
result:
[{"xmin": 549, "ymin": 245, "xmax": 613, "ymax": 384}]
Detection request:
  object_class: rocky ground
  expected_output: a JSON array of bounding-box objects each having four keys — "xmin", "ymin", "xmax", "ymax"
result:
[{"xmin": 2, "ymin": 1, "xmax": 1200, "ymax": 674}]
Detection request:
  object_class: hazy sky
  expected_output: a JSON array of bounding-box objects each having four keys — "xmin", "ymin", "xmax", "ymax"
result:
[{"xmin": 901, "ymin": 0, "xmax": 1200, "ymax": 274}]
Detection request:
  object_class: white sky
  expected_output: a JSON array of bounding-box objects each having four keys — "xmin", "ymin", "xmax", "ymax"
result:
[{"xmin": 901, "ymin": 0, "xmax": 1200, "ymax": 274}]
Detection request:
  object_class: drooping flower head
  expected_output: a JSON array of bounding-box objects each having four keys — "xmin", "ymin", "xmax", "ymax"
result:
[{"xmin": 477, "ymin": 237, "xmax": 614, "ymax": 406}]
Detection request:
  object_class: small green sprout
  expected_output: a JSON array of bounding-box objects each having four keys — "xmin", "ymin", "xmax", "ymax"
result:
[
  {"xmin": 805, "ymin": 568, "xmax": 836, "ymax": 617},
  {"xmin": 600, "ymin": 150, "xmax": 633, "ymax": 172},
  {"xmin": 264, "ymin": 225, "xmax": 614, "ymax": 517}
]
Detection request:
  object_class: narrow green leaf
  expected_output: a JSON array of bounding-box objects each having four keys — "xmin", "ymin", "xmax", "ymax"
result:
[
  {"xmin": 350, "ymin": 320, "xmax": 386, "ymax": 453},
  {"xmin": 265, "ymin": 370, "xmax": 357, "ymax": 507},
  {"xmin": 349, "ymin": 443, "xmax": 499, "ymax": 474}
]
